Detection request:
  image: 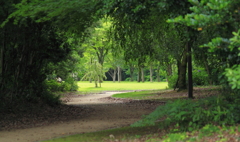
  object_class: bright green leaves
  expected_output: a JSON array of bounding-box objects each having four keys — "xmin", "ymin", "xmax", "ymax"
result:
[
  {"xmin": 200, "ymin": 37, "xmax": 225, "ymax": 52},
  {"xmin": 168, "ymin": 0, "xmax": 237, "ymax": 29},
  {"xmin": 168, "ymin": 0, "xmax": 240, "ymax": 90},
  {"xmin": 2, "ymin": 0, "xmax": 100, "ymax": 37},
  {"xmin": 206, "ymin": 0, "xmax": 231, "ymax": 10},
  {"xmin": 81, "ymin": 60, "xmax": 106, "ymax": 87},
  {"xmin": 229, "ymin": 30, "xmax": 240, "ymax": 52},
  {"xmin": 225, "ymin": 65, "xmax": 240, "ymax": 89}
]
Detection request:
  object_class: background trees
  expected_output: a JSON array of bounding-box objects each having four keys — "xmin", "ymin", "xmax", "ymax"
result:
[
  {"xmin": 0, "ymin": 0, "xmax": 99, "ymax": 108},
  {"xmin": 169, "ymin": 0, "xmax": 240, "ymax": 91},
  {"xmin": 1, "ymin": 0, "xmax": 239, "ymax": 109}
]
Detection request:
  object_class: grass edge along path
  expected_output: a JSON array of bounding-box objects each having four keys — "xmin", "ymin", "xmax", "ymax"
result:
[{"xmin": 42, "ymin": 122, "xmax": 240, "ymax": 142}]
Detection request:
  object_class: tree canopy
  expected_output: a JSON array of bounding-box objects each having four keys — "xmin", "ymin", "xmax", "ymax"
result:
[{"xmin": 0, "ymin": 0, "xmax": 239, "ymax": 109}]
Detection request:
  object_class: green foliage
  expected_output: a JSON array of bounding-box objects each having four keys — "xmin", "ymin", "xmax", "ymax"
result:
[
  {"xmin": 45, "ymin": 78, "xmax": 78, "ymax": 92},
  {"xmin": 167, "ymin": 75, "xmax": 178, "ymax": 88},
  {"xmin": 45, "ymin": 80, "xmax": 63, "ymax": 92},
  {"xmin": 41, "ymin": 90, "xmax": 61, "ymax": 106},
  {"xmin": 192, "ymin": 68, "xmax": 208, "ymax": 86},
  {"xmin": 162, "ymin": 132, "xmax": 188, "ymax": 142},
  {"xmin": 169, "ymin": 0, "xmax": 240, "ymax": 89},
  {"xmin": 81, "ymin": 60, "xmax": 107, "ymax": 87},
  {"xmin": 2, "ymin": 0, "xmax": 100, "ymax": 36},
  {"xmin": 225, "ymin": 65, "xmax": 240, "ymax": 89},
  {"xmin": 198, "ymin": 124, "xmax": 220, "ymax": 138},
  {"xmin": 63, "ymin": 77, "xmax": 79, "ymax": 91},
  {"xmin": 132, "ymin": 94, "xmax": 240, "ymax": 131}
]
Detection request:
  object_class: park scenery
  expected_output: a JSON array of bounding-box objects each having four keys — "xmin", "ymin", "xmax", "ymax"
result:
[{"xmin": 0, "ymin": 0, "xmax": 240, "ymax": 142}]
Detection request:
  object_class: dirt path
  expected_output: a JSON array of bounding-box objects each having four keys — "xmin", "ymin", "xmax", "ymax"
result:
[{"xmin": 0, "ymin": 91, "xmax": 163, "ymax": 142}]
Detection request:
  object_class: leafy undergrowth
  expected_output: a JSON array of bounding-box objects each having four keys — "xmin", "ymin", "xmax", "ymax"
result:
[{"xmin": 43, "ymin": 123, "xmax": 240, "ymax": 142}]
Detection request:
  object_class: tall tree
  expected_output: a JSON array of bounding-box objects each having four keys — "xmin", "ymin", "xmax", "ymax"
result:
[
  {"xmin": 169, "ymin": 0, "xmax": 240, "ymax": 90},
  {"xmin": 0, "ymin": 0, "xmax": 101, "ymax": 107}
]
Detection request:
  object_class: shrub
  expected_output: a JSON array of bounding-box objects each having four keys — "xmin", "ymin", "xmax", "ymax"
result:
[
  {"xmin": 41, "ymin": 90, "xmax": 61, "ymax": 106},
  {"xmin": 45, "ymin": 78, "xmax": 78, "ymax": 92},
  {"xmin": 192, "ymin": 69, "xmax": 208, "ymax": 86},
  {"xmin": 167, "ymin": 75, "xmax": 178, "ymax": 88},
  {"xmin": 64, "ymin": 77, "xmax": 78, "ymax": 91},
  {"xmin": 132, "ymin": 94, "xmax": 240, "ymax": 131},
  {"xmin": 45, "ymin": 80, "xmax": 62, "ymax": 92}
]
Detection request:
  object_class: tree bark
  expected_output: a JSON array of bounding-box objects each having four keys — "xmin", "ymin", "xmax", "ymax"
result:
[
  {"xmin": 149, "ymin": 64, "xmax": 153, "ymax": 82},
  {"xmin": 137, "ymin": 67, "xmax": 141, "ymax": 82},
  {"xmin": 187, "ymin": 41, "xmax": 193, "ymax": 99},
  {"xmin": 117, "ymin": 66, "xmax": 121, "ymax": 83},
  {"xmin": 203, "ymin": 60, "xmax": 213, "ymax": 85},
  {"xmin": 108, "ymin": 68, "xmax": 117, "ymax": 82},
  {"xmin": 141, "ymin": 67, "xmax": 145, "ymax": 82},
  {"xmin": 167, "ymin": 64, "xmax": 172, "ymax": 76},
  {"xmin": 95, "ymin": 80, "xmax": 98, "ymax": 87},
  {"xmin": 130, "ymin": 64, "xmax": 134, "ymax": 82},
  {"xmin": 0, "ymin": 32, "xmax": 4, "ymax": 77},
  {"xmin": 156, "ymin": 63, "xmax": 160, "ymax": 82},
  {"xmin": 113, "ymin": 68, "xmax": 117, "ymax": 82},
  {"xmin": 176, "ymin": 48, "xmax": 188, "ymax": 91}
]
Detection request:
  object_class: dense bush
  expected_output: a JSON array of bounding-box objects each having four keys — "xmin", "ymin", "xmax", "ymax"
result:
[
  {"xmin": 167, "ymin": 75, "xmax": 178, "ymax": 88},
  {"xmin": 45, "ymin": 78, "xmax": 78, "ymax": 92},
  {"xmin": 132, "ymin": 94, "xmax": 240, "ymax": 131},
  {"xmin": 168, "ymin": 68, "xmax": 209, "ymax": 88},
  {"xmin": 63, "ymin": 77, "xmax": 79, "ymax": 91},
  {"xmin": 45, "ymin": 80, "xmax": 63, "ymax": 92},
  {"xmin": 192, "ymin": 68, "xmax": 208, "ymax": 86}
]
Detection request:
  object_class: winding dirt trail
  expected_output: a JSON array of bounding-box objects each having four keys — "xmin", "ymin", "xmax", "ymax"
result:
[{"xmin": 0, "ymin": 91, "xmax": 162, "ymax": 142}]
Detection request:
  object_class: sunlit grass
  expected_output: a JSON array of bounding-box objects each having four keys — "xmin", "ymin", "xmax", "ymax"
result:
[
  {"xmin": 112, "ymin": 90, "xmax": 158, "ymax": 99},
  {"xmin": 77, "ymin": 81, "xmax": 168, "ymax": 93}
]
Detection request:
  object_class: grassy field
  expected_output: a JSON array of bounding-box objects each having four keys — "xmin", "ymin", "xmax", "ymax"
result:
[{"xmin": 77, "ymin": 81, "xmax": 168, "ymax": 93}]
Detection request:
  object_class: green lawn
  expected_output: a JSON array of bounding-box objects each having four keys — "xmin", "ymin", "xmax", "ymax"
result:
[
  {"xmin": 112, "ymin": 90, "xmax": 159, "ymax": 99},
  {"xmin": 77, "ymin": 81, "xmax": 168, "ymax": 93}
]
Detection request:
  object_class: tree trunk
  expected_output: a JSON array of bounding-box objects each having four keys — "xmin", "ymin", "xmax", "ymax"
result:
[
  {"xmin": 203, "ymin": 60, "xmax": 213, "ymax": 85},
  {"xmin": 108, "ymin": 68, "xmax": 117, "ymax": 82},
  {"xmin": 137, "ymin": 67, "xmax": 141, "ymax": 82},
  {"xmin": 156, "ymin": 64, "xmax": 160, "ymax": 82},
  {"xmin": 149, "ymin": 64, "xmax": 153, "ymax": 82},
  {"xmin": 95, "ymin": 80, "xmax": 98, "ymax": 87},
  {"xmin": 113, "ymin": 68, "xmax": 117, "ymax": 82},
  {"xmin": 117, "ymin": 66, "xmax": 121, "ymax": 83},
  {"xmin": 0, "ymin": 40, "xmax": 3, "ymax": 84},
  {"xmin": 119, "ymin": 68, "xmax": 122, "ymax": 81},
  {"xmin": 99, "ymin": 77, "xmax": 101, "ymax": 87},
  {"xmin": 176, "ymin": 48, "xmax": 188, "ymax": 91},
  {"xmin": 141, "ymin": 67, "xmax": 145, "ymax": 82},
  {"xmin": 0, "ymin": 29, "xmax": 5, "ymax": 92},
  {"xmin": 130, "ymin": 65, "xmax": 134, "ymax": 82},
  {"xmin": 167, "ymin": 64, "xmax": 172, "ymax": 76},
  {"xmin": 187, "ymin": 41, "xmax": 193, "ymax": 99}
]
